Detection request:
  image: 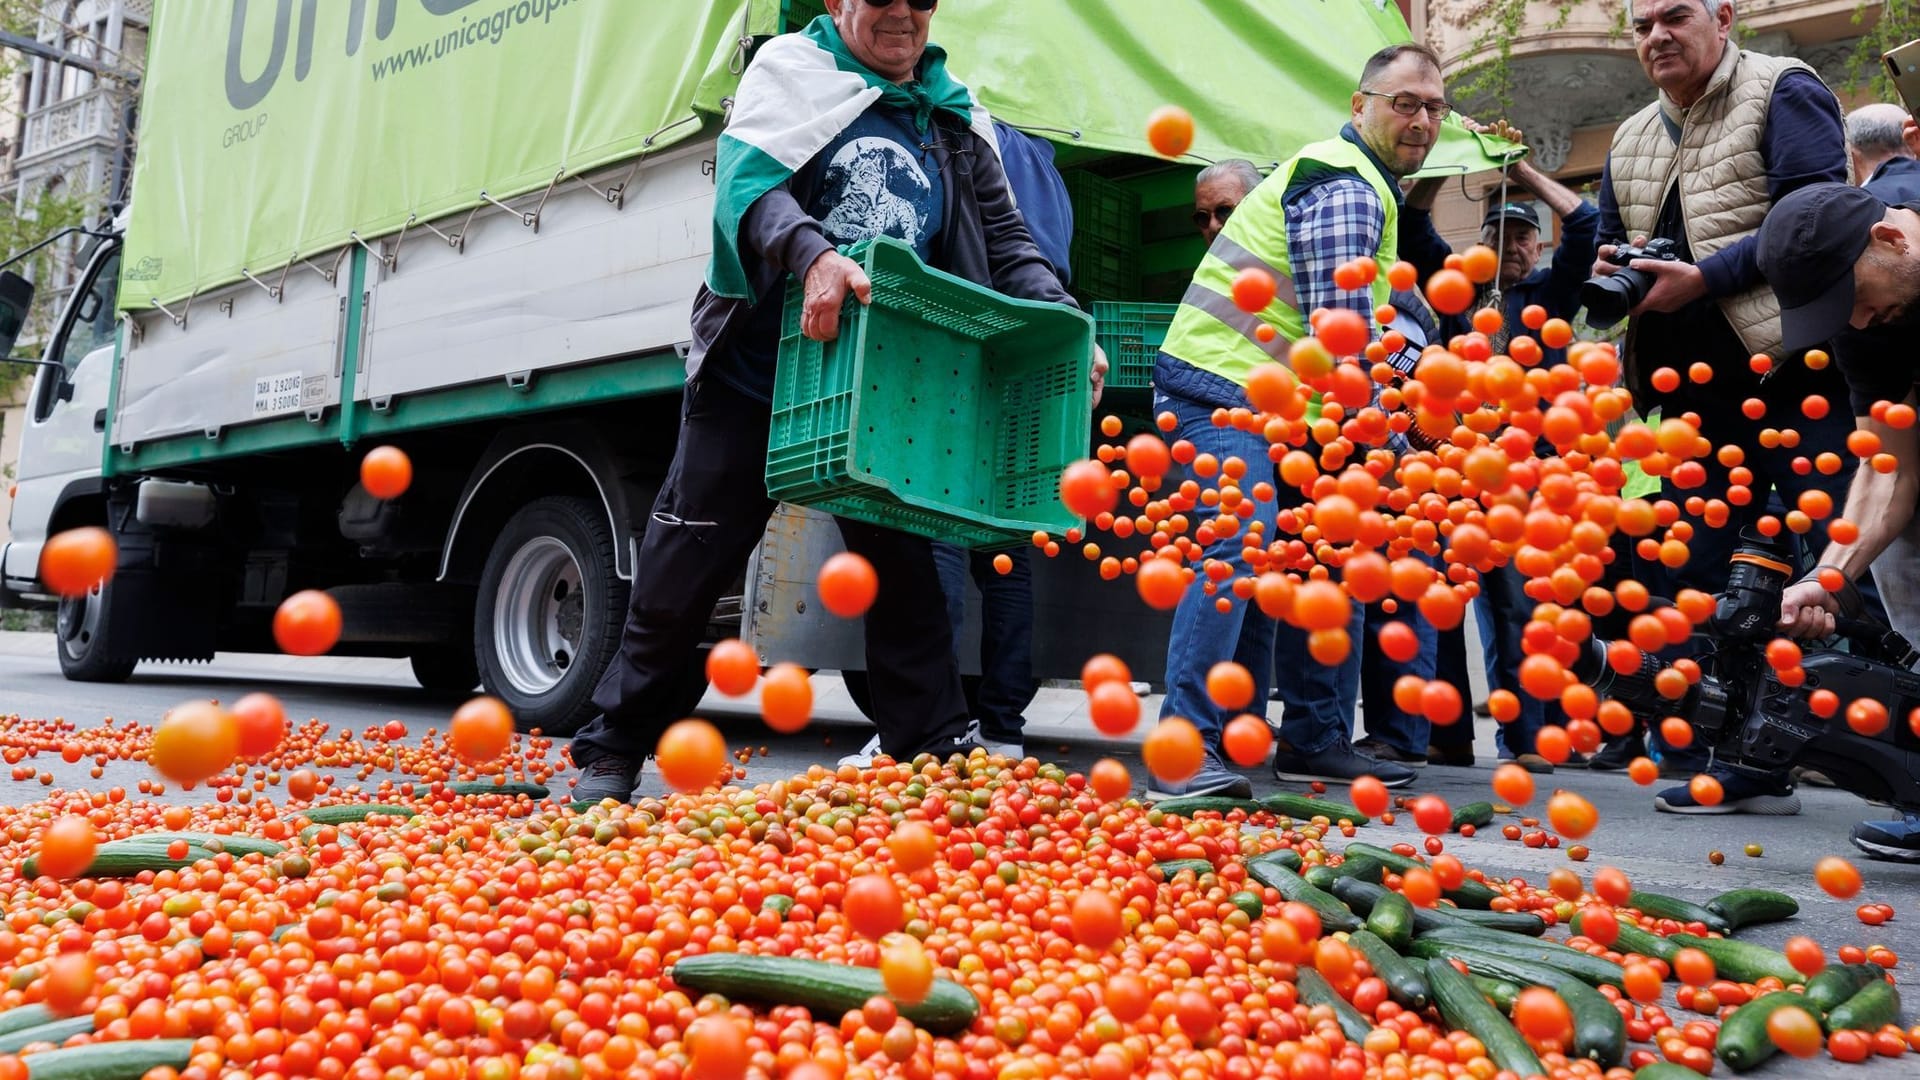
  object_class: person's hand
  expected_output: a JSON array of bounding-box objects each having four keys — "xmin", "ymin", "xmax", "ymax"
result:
[
  {"xmin": 801, "ymin": 251, "xmax": 872, "ymax": 342},
  {"xmin": 1904, "ymin": 115, "xmax": 1920, "ymax": 160},
  {"xmin": 1466, "ymin": 118, "xmax": 1524, "ymax": 145},
  {"xmin": 1592, "ymin": 234, "xmax": 1650, "ymax": 278},
  {"xmin": 1778, "ymin": 579, "xmax": 1841, "ymax": 639},
  {"xmin": 1627, "ymin": 259, "xmax": 1708, "ymax": 315},
  {"xmin": 1091, "ymin": 344, "xmax": 1109, "ymax": 409}
]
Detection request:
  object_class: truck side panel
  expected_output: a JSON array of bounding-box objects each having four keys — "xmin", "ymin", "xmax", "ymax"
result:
[{"xmin": 360, "ymin": 145, "xmax": 714, "ymax": 404}]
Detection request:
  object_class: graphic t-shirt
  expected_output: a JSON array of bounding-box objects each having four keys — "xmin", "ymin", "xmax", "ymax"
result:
[{"xmin": 715, "ymin": 105, "xmax": 945, "ymax": 401}]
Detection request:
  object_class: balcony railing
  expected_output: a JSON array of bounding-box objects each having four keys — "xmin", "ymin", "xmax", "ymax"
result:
[{"xmin": 18, "ymin": 87, "xmax": 118, "ymax": 163}]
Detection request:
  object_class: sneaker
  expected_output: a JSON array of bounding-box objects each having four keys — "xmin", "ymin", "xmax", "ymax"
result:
[
  {"xmin": 1500, "ymin": 751, "xmax": 1555, "ymax": 775},
  {"xmin": 1473, "ymin": 699, "xmax": 1493, "ymax": 718},
  {"xmin": 1655, "ymin": 769, "xmax": 1801, "ymax": 815},
  {"xmin": 1273, "ymin": 742, "xmax": 1417, "ymax": 788},
  {"xmin": 571, "ymin": 754, "xmax": 642, "ymax": 804},
  {"xmin": 1148, "ymin": 751, "xmax": 1254, "ymax": 800},
  {"xmin": 1850, "ymin": 813, "xmax": 1920, "ymax": 862},
  {"xmin": 1355, "ymin": 737, "xmax": 1427, "ymax": 767},
  {"xmin": 1426, "ymin": 744, "xmax": 1475, "ymax": 767},
  {"xmin": 979, "ymin": 736, "xmax": 1026, "ymax": 760},
  {"xmin": 1792, "ymin": 766, "xmax": 1838, "ymax": 788},
  {"xmin": 1587, "ymin": 733, "xmax": 1646, "ymax": 773},
  {"xmin": 836, "ymin": 732, "xmax": 882, "ymax": 769}
]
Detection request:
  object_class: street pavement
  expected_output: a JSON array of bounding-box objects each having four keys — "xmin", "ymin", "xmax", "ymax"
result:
[{"xmin": 0, "ymin": 630, "xmax": 1917, "ymax": 1073}]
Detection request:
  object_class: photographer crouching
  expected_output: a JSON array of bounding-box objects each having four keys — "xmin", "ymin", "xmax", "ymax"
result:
[
  {"xmin": 1755, "ymin": 181, "xmax": 1920, "ymax": 861},
  {"xmin": 1588, "ymin": 0, "xmax": 1858, "ymax": 816}
]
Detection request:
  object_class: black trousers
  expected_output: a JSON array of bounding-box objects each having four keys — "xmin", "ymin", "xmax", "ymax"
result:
[{"xmin": 569, "ymin": 375, "xmax": 972, "ymax": 767}]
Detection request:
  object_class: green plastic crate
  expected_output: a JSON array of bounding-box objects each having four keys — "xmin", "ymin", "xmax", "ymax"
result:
[
  {"xmin": 1064, "ymin": 171, "xmax": 1140, "ymax": 300},
  {"xmin": 782, "ymin": 0, "xmax": 826, "ymax": 32},
  {"xmin": 767, "ymin": 237, "xmax": 1094, "ymax": 549},
  {"xmin": 1093, "ymin": 301, "xmax": 1177, "ymax": 391}
]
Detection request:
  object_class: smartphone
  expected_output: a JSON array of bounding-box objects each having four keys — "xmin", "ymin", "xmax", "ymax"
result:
[{"xmin": 1885, "ymin": 38, "xmax": 1920, "ymax": 119}]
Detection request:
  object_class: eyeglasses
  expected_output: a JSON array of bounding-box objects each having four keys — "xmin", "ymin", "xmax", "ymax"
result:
[
  {"xmin": 1359, "ymin": 90, "xmax": 1452, "ymax": 120},
  {"xmin": 1192, "ymin": 204, "xmax": 1235, "ymax": 230},
  {"xmin": 863, "ymin": 0, "xmax": 938, "ymax": 10}
]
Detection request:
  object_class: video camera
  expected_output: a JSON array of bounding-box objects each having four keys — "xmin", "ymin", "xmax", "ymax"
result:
[
  {"xmin": 1579, "ymin": 237, "xmax": 1684, "ymax": 329},
  {"xmin": 1573, "ymin": 531, "xmax": 1920, "ymax": 811}
]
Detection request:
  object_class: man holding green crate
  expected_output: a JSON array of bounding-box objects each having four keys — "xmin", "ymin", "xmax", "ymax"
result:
[{"xmin": 571, "ymin": 0, "xmax": 1105, "ymax": 804}]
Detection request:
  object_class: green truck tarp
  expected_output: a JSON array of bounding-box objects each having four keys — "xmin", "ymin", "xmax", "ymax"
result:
[{"xmin": 122, "ymin": 0, "xmax": 1519, "ymax": 312}]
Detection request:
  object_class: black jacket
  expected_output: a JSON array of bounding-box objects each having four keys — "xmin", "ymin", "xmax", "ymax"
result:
[{"xmin": 687, "ymin": 115, "xmax": 1077, "ymax": 395}]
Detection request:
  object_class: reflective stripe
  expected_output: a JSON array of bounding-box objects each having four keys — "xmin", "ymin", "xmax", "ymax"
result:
[
  {"xmin": 1207, "ymin": 234, "xmax": 1299, "ymax": 310},
  {"xmin": 1180, "ymin": 283, "xmax": 1290, "ymax": 361}
]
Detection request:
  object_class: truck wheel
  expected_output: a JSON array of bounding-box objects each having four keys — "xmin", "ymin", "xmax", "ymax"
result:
[
  {"xmin": 409, "ymin": 645, "xmax": 480, "ymax": 696},
  {"xmin": 474, "ymin": 495, "xmax": 626, "ymax": 736},
  {"xmin": 55, "ymin": 579, "xmax": 136, "ymax": 683}
]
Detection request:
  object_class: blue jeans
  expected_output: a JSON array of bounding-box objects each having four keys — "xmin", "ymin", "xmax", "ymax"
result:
[
  {"xmin": 931, "ymin": 542, "xmax": 1037, "ymax": 744},
  {"xmin": 1476, "ymin": 561, "xmax": 1559, "ymax": 758},
  {"xmin": 1155, "ymin": 390, "xmax": 1281, "ymax": 747},
  {"xmin": 1358, "ymin": 558, "xmax": 1438, "ymax": 756}
]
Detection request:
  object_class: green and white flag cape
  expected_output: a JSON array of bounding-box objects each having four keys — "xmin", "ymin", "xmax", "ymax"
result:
[{"xmin": 708, "ymin": 15, "xmax": 1000, "ymax": 300}]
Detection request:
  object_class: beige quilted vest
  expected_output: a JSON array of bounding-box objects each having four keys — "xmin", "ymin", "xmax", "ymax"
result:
[{"xmin": 1607, "ymin": 46, "xmax": 1827, "ymax": 361}]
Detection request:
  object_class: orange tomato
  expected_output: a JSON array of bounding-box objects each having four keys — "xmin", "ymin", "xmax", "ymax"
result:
[
  {"xmin": 149, "ymin": 700, "xmax": 241, "ymax": 786},
  {"xmin": 38, "ymin": 526, "xmax": 116, "ymax": 598},
  {"xmin": 40, "ymin": 952, "xmax": 94, "ymax": 1018},
  {"xmin": 1546, "ymin": 791, "xmax": 1597, "ymax": 839},
  {"xmin": 449, "ymin": 696, "xmax": 514, "ymax": 765},
  {"xmin": 273, "ymin": 589, "xmax": 342, "ymax": 656},
  {"xmin": 1815, "ymin": 855, "xmax": 1863, "ymax": 899},
  {"xmin": 816, "ymin": 551, "xmax": 878, "ymax": 618},
  {"xmin": 1059, "ymin": 459, "xmax": 1119, "ymax": 519},
  {"xmin": 1221, "ymin": 713, "xmax": 1273, "ymax": 767},
  {"xmin": 880, "ymin": 936, "xmax": 934, "ymax": 1004},
  {"xmin": 1767, "ymin": 1005, "xmax": 1822, "ymax": 1058},
  {"xmin": 1070, "ymin": 890, "xmax": 1124, "ymax": 951},
  {"xmin": 684, "ymin": 1014, "xmax": 750, "ymax": 1080},
  {"xmin": 1513, "ymin": 986, "xmax": 1573, "ymax": 1044},
  {"xmin": 1491, "ymin": 762, "xmax": 1534, "ymax": 805},
  {"xmin": 1350, "ymin": 775, "xmax": 1390, "ymax": 818},
  {"xmin": 706, "ymin": 638, "xmax": 760, "ymax": 697},
  {"xmin": 359, "ymin": 445, "xmax": 413, "ymax": 500},
  {"xmin": 1088, "ymin": 680, "xmax": 1141, "ymax": 736},
  {"xmin": 1427, "ymin": 268, "xmax": 1475, "ymax": 315},
  {"xmin": 842, "ymin": 874, "xmax": 904, "ymax": 940},
  {"xmin": 1141, "ymin": 718, "xmax": 1204, "ymax": 785},
  {"xmin": 35, "ymin": 815, "xmax": 97, "ymax": 880},
  {"xmin": 759, "ymin": 662, "xmax": 813, "ymax": 733},
  {"xmin": 231, "ymin": 692, "xmax": 288, "ymax": 761},
  {"xmin": 1145, "ymin": 104, "xmax": 1195, "ymax": 157},
  {"xmin": 1135, "ymin": 557, "xmax": 1186, "ymax": 610},
  {"xmin": 654, "ymin": 718, "xmax": 728, "ymax": 793},
  {"xmin": 1206, "ymin": 662, "xmax": 1255, "ymax": 710},
  {"xmin": 1089, "ymin": 757, "xmax": 1132, "ymax": 802}
]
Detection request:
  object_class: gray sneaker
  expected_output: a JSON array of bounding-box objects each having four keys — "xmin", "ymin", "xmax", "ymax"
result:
[
  {"xmin": 1273, "ymin": 741, "xmax": 1416, "ymax": 788},
  {"xmin": 571, "ymin": 754, "xmax": 641, "ymax": 804},
  {"xmin": 1147, "ymin": 752, "xmax": 1254, "ymax": 800}
]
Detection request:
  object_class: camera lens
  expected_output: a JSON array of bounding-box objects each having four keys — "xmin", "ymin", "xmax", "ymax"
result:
[{"xmin": 1579, "ymin": 269, "xmax": 1645, "ymax": 328}]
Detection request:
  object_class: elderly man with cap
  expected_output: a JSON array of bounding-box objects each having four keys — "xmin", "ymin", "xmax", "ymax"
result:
[
  {"xmin": 1755, "ymin": 180, "xmax": 1920, "ymax": 861},
  {"xmin": 1401, "ymin": 153, "xmax": 1601, "ymax": 773}
]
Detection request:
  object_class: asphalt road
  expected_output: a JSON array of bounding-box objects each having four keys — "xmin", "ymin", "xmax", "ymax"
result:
[{"xmin": 1, "ymin": 635, "xmax": 1917, "ymax": 1074}]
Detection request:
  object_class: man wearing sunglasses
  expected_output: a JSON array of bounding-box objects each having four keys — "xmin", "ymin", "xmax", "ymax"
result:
[
  {"xmin": 1144, "ymin": 44, "xmax": 1450, "ymax": 797},
  {"xmin": 570, "ymin": 0, "xmax": 1105, "ymax": 803},
  {"xmin": 1193, "ymin": 160, "xmax": 1265, "ymax": 247}
]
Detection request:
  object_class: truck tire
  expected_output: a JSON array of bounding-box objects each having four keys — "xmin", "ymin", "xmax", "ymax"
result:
[
  {"xmin": 55, "ymin": 579, "xmax": 136, "ymax": 683},
  {"xmin": 474, "ymin": 495, "xmax": 626, "ymax": 736},
  {"xmin": 410, "ymin": 646, "xmax": 480, "ymax": 696}
]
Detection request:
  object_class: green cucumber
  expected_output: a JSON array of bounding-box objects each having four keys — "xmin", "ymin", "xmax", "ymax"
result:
[
  {"xmin": 1242, "ymin": 860, "xmax": 1362, "ymax": 932},
  {"xmin": 1450, "ymin": 801, "xmax": 1495, "ymax": 832},
  {"xmin": 0, "ymin": 1015, "xmax": 95, "ymax": 1053},
  {"xmin": 1327, "ymin": 854, "xmax": 1384, "ymax": 883},
  {"xmin": 1327, "ymin": 877, "xmax": 1544, "ymax": 936},
  {"xmin": 1345, "ymin": 843, "xmax": 1499, "ymax": 909},
  {"xmin": 1559, "ymin": 969, "xmax": 1628, "ymax": 1066},
  {"xmin": 1348, "ymin": 929, "xmax": 1428, "ymax": 1009},
  {"xmin": 1715, "ymin": 991, "xmax": 1811, "ymax": 1072},
  {"xmin": 1411, "ymin": 928, "xmax": 1626, "ymax": 988},
  {"xmin": 1444, "ymin": 908, "xmax": 1549, "ymax": 936},
  {"xmin": 136, "ymin": 832, "xmax": 286, "ymax": 858},
  {"xmin": 1667, "ymin": 933, "xmax": 1801, "ymax": 986},
  {"xmin": 1570, "ymin": 911, "xmax": 1681, "ymax": 962},
  {"xmin": 1628, "ymin": 890, "xmax": 1730, "ymax": 933},
  {"xmin": 448, "ymin": 780, "xmax": 551, "ymax": 799},
  {"xmin": 1302, "ymin": 865, "xmax": 1338, "ymax": 891},
  {"xmin": 1263, "ymin": 792, "xmax": 1369, "ymax": 825},
  {"xmin": 299, "ymin": 804, "xmax": 415, "ymax": 825},
  {"xmin": 1154, "ymin": 859, "xmax": 1217, "ymax": 880},
  {"xmin": 1149, "ymin": 795, "xmax": 1263, "ymax": 817},
  {"xmin": 1470, "ymin": 973, "xmax": 1519, "ymax": 1013},
  {"xmin": 1704, "ymin": 888, "xmax": 1797, "ymax": 931},
  {"xmin": 1425, "ymin": 957, "xmax": 1542, "ymax": 1077},
  {"xmin": 17, "ymin": 1039, "xmax": 196, "ymax": 1079},
  {"xmin": 669, "ymin": 954, "xmax": 978, "ymax": 1034},
  {"xmin": 761, "ymin": 895, "xmax": 795, "ymax": 920},
  {"xmin": 24, "ymin": 840, "xmax": 218, "ymax": 879},
  {"xmin": 1634, "ymin": 1064, "xmax": 1718, "ymax": 1080},
  {"xmin": 1804, "ymin": 962, "xmax": 1884, "ymax": 1014},
  {"xmin": 1365, "ymin": 889, "xmax": 1415, "ymax": 952},
  {"xmin": 1227, "ymin": 891, "xmax": 1264, "ymax": 919},
  {"xmin": 0, "ymin": 1004, "xmax": 53, "ymax": 1038},
  {"xmin": 1825, "ymin": 979, "xmax": 1900, "ymax": 1033},
  {"xmin": 1295, "ymin": 967, "xmax": 1372, "ymax": 1042},
  {"xmin": 1245, "ymin": 847, "xmax": 1303, "ymax": 873}
]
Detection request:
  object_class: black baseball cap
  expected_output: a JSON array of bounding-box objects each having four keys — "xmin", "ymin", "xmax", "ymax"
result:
[
  {"xmin": 1757, "ymin": 182, "xmax": 1884, "ymax": 352},
  {"xmin": 1482, "ymin": 201, "xmax": 1541, "ymax": 231}
]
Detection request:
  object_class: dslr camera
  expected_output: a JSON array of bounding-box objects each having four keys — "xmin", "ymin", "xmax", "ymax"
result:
[
  {"xmin": 1579, "ymin": 237, "xmax": 1683, "ymax": 328},
  {"xmin": 1576, "ymin": 530, "xmax": 1920, "ymax": 811}
]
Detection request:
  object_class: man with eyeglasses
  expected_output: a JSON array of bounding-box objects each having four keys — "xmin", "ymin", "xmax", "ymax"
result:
[
  {"xmin": 1193, "ymin": 160, "xmax": 1265, "ymax": 246},
  {"xmin": 1144, "ymin": 43, "xmax": 1449, "ymax": 797},
  {"xmin": 1588, "ymin": 0, "xmax": 1852, "ymax": 815},
  {"xmin": 570, "ymin": 0, "xmax": 1106, "ymax": 803}
]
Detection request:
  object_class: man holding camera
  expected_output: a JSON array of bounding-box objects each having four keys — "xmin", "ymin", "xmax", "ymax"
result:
[
  {"xmin": 1756, "ymin": 181, "xmax": 1920, "ymax": 860},
  {"xmin": 1590, "ymin": 0, "xmax": 1853, "ymax": 815}
]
